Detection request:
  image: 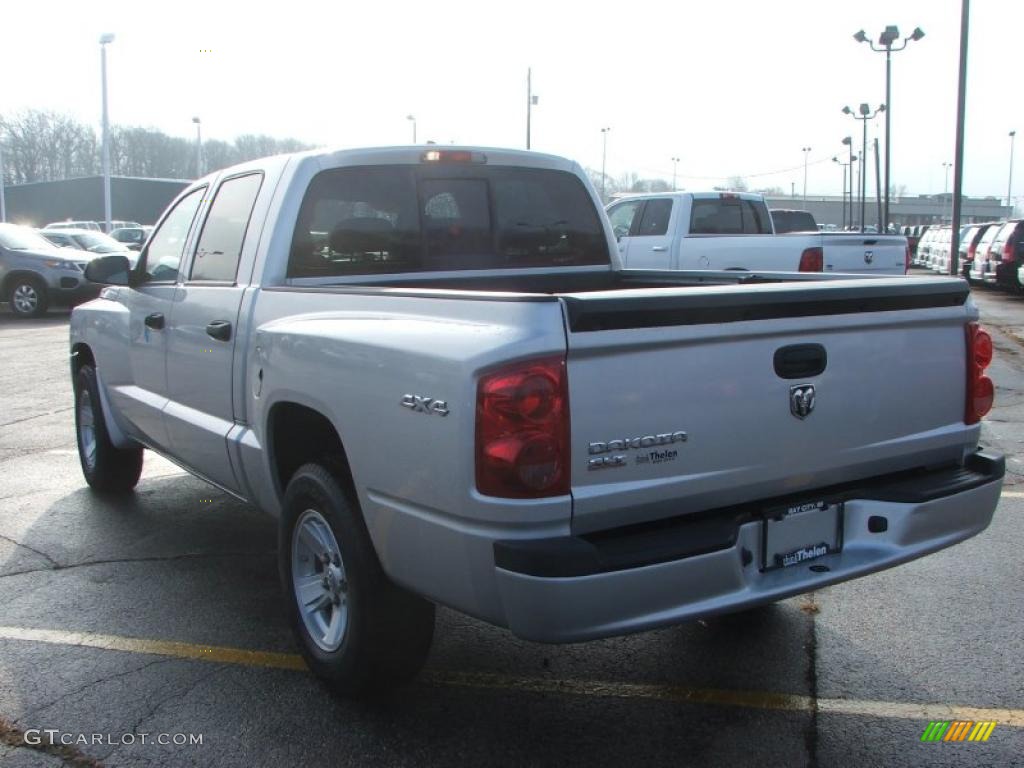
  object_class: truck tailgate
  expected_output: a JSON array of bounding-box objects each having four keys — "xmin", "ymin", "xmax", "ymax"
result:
[{"xmin": 562, "ymin": 277, "xmax": 974, "ymax": 533}]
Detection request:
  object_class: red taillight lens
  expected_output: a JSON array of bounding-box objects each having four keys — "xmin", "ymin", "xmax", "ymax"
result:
[
  {"xmin": 1004, "ymin": 241, "xmax": 1013, "ymax": 260},
  {"xmin": 799, "ymin": 247, "xmax": 823, "ymax": 272},
  {"xmin": 476, "ymin": 356, "xmax": 569, "ymax": 497},
  {"xmin": 904, "ymin": 244, "xmax": 911, "ymax": 273},
  {"xmin": 965, "ymin": 322, "xmax": 994, "ymax": 424}
]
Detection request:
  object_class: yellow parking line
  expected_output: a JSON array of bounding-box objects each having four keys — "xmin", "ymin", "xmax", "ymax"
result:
[{"xmin": 1, "ymin": 624, "xmax": 1022, "ymax": 727}]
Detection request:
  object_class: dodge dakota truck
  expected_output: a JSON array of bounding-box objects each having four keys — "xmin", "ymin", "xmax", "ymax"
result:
[
  {"xmin": 70, "ymin": 146, "xmax": 1003, "ymax": 696},
  {"xmin": 607, "ymin": 191, "xmax": 909, "ymax": 274}
]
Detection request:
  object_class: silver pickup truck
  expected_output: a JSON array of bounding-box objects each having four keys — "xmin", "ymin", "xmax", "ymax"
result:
[{"xmin": 70, "ymin": 146, "xmax": 1003, "ymax": 697}]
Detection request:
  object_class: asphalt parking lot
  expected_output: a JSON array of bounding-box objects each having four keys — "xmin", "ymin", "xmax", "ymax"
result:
[{"xmin": 1, "ymin": 281, "xmax": 1022, "ymax": 768}]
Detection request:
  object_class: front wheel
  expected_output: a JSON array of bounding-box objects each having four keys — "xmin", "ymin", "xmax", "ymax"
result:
[
  {"xmin": 75, "ymin": 364, "xmax": 144, "ymax": 492},
  {"xmin": 9, "ymin": 277, "xmax": 49, "ymax": 318},
  {"xmin": 279, "ymin": 462, "xmax": 434, "ymax": 697}
]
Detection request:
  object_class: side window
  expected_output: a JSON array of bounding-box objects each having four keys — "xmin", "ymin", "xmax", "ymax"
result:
[
  {"xmin": 690, "ymin": 199, "xmax": 742, "ymax": 234},
  {"xmin": 742, "ymin": 200, "xmax": 771, "ymax": 234},
  {"xmin": 607, "ymin": 201, "xmax": 641, "ymax": 238},
  {"xmin": 141, "ymin": 187, "xmax": 205, "ymax": 283},
  {"xmin": 190, "ymin": 173, "xmax": 263, "ymax": 282},
  {"xmin": 636, "ymin": 199, "xmax": 673, "ymax": 236}
]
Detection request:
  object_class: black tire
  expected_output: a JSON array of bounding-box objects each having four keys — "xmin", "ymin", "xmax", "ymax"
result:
[
  {"xmin": 279, "ymin": 461, "xmax": 434, "ymax": 697},
  {"xmin": 74, "ymin": 364, "xmax": 144, "ymax": 492},
  {"xmin": 9, "ymin": 276, "xmax": 49, "ymax": 318}
]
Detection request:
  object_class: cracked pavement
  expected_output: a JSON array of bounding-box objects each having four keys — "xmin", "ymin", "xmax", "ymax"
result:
[{"xmin": 0, "ymin": 286, "xmax": 1022, "ymax": 767}]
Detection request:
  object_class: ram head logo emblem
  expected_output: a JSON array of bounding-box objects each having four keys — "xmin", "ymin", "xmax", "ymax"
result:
[{"xmin": 790, "ymin": 384, "xmax": 816, "ymax": 420}]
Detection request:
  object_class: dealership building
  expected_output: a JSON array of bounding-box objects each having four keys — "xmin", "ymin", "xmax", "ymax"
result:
[
  {"xmin": 764, "ymin": 193, "xmax": 1012, "ymax": 229},
  {"xmin": 2, "ymin": 176, "xmax": 189, "ymax": 229}
]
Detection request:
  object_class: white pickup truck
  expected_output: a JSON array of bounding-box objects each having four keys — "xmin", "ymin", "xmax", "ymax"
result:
[
  {"xmin": 607, "ymin": 191, "xmax": 909, "ymax": 274},
  {"xmin": 70, "ymin": 146, "xmax": 1001, "ymax": 697}
]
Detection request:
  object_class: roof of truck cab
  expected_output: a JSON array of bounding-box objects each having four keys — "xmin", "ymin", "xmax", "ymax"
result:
[{"xmin": 609, "ymin": 191, "xmax": 766, "ymax": 203}]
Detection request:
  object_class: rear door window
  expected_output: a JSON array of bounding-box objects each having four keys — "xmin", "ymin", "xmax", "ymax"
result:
[
  {"xmin": 690, "ymin": 197, "xmax": 770, "ymax": 235},
  {"xmin": 288, "ymin": 165, "xmax": 608, "ymax": 277}
]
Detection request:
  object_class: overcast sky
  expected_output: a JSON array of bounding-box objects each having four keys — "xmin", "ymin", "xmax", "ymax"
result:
[{"xmin": 4, "ymin": 0, "xmax": 1020, "ymax": 201}]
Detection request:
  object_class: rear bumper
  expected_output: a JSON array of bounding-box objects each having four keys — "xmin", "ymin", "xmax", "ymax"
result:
[{"xmin": 493, "ymin": 451, "xmax": 1004, "ymax": 643}]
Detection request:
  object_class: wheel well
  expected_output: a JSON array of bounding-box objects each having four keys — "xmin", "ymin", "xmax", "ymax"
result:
[
  {"xmin": 268, "ymin": 402, "xmax": 353, "ymax": 498},
  {"xmin": 2, "ymin": 271, "xmax": 46, "ymax": 300},
  {"xmin": 71, "ymin": 343, "xmax": 95, "ymax": 378}
]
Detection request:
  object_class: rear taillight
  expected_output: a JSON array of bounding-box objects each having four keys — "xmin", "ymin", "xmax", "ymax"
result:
[
  {"xmin": 904, "ymin": 244, "xmax": 911, "ymax": 273},
  {"xmin": 476, "ymin": 356, "xmax": 570, "ymax": 497},
  {"xmin": 965, "ymin": 322, "xmax": 994, "ymax": 425},
  {"xmin": 799, "ymin": 247, "xmax": 823, "ymax": 272},
  {"xmin": 1003, "ymin": 240, "xmax": 1013, "ymax": 260}
]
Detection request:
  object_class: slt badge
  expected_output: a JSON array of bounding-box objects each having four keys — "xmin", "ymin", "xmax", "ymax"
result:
[{"xmin": 790, "ymin": 384, "xmax": 816, "ymax": 419}]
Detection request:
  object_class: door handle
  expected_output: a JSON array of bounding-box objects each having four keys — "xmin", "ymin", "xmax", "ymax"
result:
[
  {"xmin": 652, "ymin": 246, "xmax": 667, "ymax": 252},
  {"xmin": 144, "ymin": 313, "xmax": 165, "ymax": 330},
  {"xmin": 206, "ymin": 320, "xmax": 233, "ymax": 342}
]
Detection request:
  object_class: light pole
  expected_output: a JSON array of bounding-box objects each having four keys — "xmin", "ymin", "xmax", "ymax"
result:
[
  {"xmin": 942, "ymin": 160, "xmax": 952, "ymax": 222},
  {"xmin": 526, "ymin": 68, "xmax": 538, "ymax": 150},
  {"xmin": 832, "ymin": 155, "xmax": 851, "ymax": 229},
  {"xmin": 671, "ymin": 157, "xmax": 680, "ymax": 191},
  {"xmin": 99, "ymin": 33, "xmax": 115, "ymax": 233},
  {"xmin": 1009, "ymin": 130, "xmax": 1016, "ymax": 212},
  {"xmin": 853, "ymin": 25, "xmax": 925, "ymax": 231},
  {"xmin": 843, "ymin": 103, "xmax": 885, "ymax": 231},
  {"xmin": 192, "ymin": 116, "xmax": 202, "ymax": 177},
  {"xmin": 842, "ymin": 136, "xmax": 853, "ymax": 227},
  {"xmin": 406, "ymin": 114, "xmax": 416, "ymax": 144},
  {"xmin": 600, "ymin": 127, "xmax": 610, "ymax": 202},
  {"xmin": 801, "ymin": 147, "xmax": 811, "ymax": 203},
  {"xmin": 0, "ymin": 139, "xmax": 6, "ymax": 223}
]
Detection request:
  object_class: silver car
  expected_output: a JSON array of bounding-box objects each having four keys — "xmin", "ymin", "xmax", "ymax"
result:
[{"xmin": 0, "ymin": 224, "xmax": 104, "ymax": 318}]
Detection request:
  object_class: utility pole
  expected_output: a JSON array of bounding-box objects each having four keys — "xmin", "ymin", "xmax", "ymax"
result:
[
  {"xmin": 1009, "ymin": 130, "xmax": 1017, "ymax": 213},
  {"xmin": 802, "ymin": 147, "xmax": 811, "ymax": 203},
  {"xmin": 0, "ymin": 140, "xmax": 6, "ymax": 223},
  {"xmin": 600, "ymin": 127, "xmax": 610, "ymax": 202},
  {"xmin": 525, "ymin": 68, "xmax": 538, "ymax": 150},
  {"xmin": 99, "ymin": 33, "xmax": 115, "ymax": 233},
  {"xmin": 950, "ymin": 0, "xmax": 969, "ymax": 276},
  {"xmin": 874, "ymin": 138, "xmax": 883, "ymax": 230},
  {"xmin": 671, "ymin": 157, "xmax": 680, "ymax": 191}
]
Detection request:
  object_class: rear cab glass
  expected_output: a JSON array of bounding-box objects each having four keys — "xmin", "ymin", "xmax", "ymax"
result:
[
  {"xmin": 287, "ymin": 165, "xmax": 608, "ymax": 277},
  {"xmin": 772, "ymin": 210, "xmax": 817, "ymax": 233},
  {"xmin": 689, "ymin": 196, "xmax": 772, "ymax": 235}
]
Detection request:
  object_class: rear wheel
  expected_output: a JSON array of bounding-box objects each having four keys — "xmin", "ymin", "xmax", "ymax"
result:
[
  {"xmin": 279, "ymin": 462, "xmax": 435, "ymax": 697},
  {"xmin": 74, "ymin": 364, "xmax": 144, "ymax": 492},
  {"xmin": 9, "ymin": 277, "xmax": 49, "ymax": 318}
]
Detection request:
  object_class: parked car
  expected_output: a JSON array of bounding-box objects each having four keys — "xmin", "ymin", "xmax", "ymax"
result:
[
  {"xmin": 40, "ymin": 228, "xmax": 135, "ymax": 260},
  {"xmin": 110, "ymin": 226, "xmax": 154, "ymax": 251},
  {"xmin": 608, "ymin": 192, "xmax": 907, "ymax": 274},
  {"xmin": 45, "ymin": 220, "xmax": 103, "ymax": 232},
  {"xmin": 969, "ymin": 221, "xmax": 1008, "ymax": 285},
  {"xmin": 959, "ymin": 223, "xmax": 995, "ymax": 281},
  {"xmin": 71, "ymin": 145, "xmax": 1001, "ymax": 697},
  {"xmin": 770, "ymin": 209, "xmax": 818, "ymax": 233},
  {"xmin": 989, "ymin": 219, "xmax": 1024, "ymax": 290},
  {"xmin": 0, "ymin": 223, "xmax": 104, "ymax": 317},
  {"xmin": 910, "ymin": 225, "xmax": 931, "ymax": 266}
]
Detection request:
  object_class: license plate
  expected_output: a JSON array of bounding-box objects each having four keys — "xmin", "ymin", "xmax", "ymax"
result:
[{"xmin": 761, "ymin": 500, "xmax": 843, "ymax": 571}]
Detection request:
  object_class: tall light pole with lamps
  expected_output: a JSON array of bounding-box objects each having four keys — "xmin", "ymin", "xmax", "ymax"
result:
[
  {"xmin": 1008, "ymin": 130, "xmax": 1016, "ymax": 212},
  {"xmin": 671, "ymin": 157, "xmax": 680, "ymax": 191},
  {"xmin": 842, "ymin": 136, "xmax": 853, "ymax": 228},
  {"xmin": 832, "ymin": 155, "xmax": 851, "ymax": 229},
  {"xmin": 0, "ymin": 139, "xmax": 6, "ymax": 223},
  {"xmin": 942, "ymin": 160, "xmax": 953, "ymax": 222},
  {"xmin": 192, "ymin": 117, "xmax": 202, "ymax": 177},
  {"xmin": 99, "ymin": 33, "xmax": 115, "ymax": 233},
  {"xmin": 853, "ymin": 25, "xmax": 925, "ymax": 230},
  {"xmin": 406, "ymin": 114, "xmax": 417, "ymax": 144},
  {"xmin": 600, "ymin": 127, "xmax": 611, "ymax": 202},
  {"xmin": 843, "ymin": 103, "xmax": 885, "ymax": 231},
  {"xmin": 801, "ymin": 147, "xmax": 811, "ymax": 203}
]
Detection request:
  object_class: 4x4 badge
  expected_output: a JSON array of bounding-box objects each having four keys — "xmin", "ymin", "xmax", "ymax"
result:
[{"xmin": 790, "ymin": 384, "xmax": 816, "ymax": 419}]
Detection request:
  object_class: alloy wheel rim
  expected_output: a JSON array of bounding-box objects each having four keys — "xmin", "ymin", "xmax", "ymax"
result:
[
  {"xmin": 78, "ymin": 389, "xmax": 97, "ymax": 471},
  {"xmin": 291, "ymin": 508, "xmax": 348, "ymax": 652},
  {"xmin": 12, "ymin": 284, "xmax": 38, "ymax": 314}
]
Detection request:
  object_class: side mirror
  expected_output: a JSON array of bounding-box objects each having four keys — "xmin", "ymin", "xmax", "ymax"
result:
[{"xmin": 84, "ymin": 254, "xmax": 132, "ymax": 286}]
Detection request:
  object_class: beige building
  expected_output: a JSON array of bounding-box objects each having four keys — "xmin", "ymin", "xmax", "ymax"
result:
[{"xmin": 765, "ymin": 193, "xmax": 1011, "ymax": 230}]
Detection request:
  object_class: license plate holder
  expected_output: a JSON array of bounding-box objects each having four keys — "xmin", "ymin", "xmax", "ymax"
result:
[{"xmin": 761, "ymin": 500, "xmax": 844, "ymax": 571}]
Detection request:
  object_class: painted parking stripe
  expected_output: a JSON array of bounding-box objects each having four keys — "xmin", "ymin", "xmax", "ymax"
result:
[
  {"xmin": 1000, "ymin": 491, "xmax": 1024, "ymax": 498},
  {"xmin": 0, "ymin": 625, "xmax": 1021, "ymax": 727}
]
